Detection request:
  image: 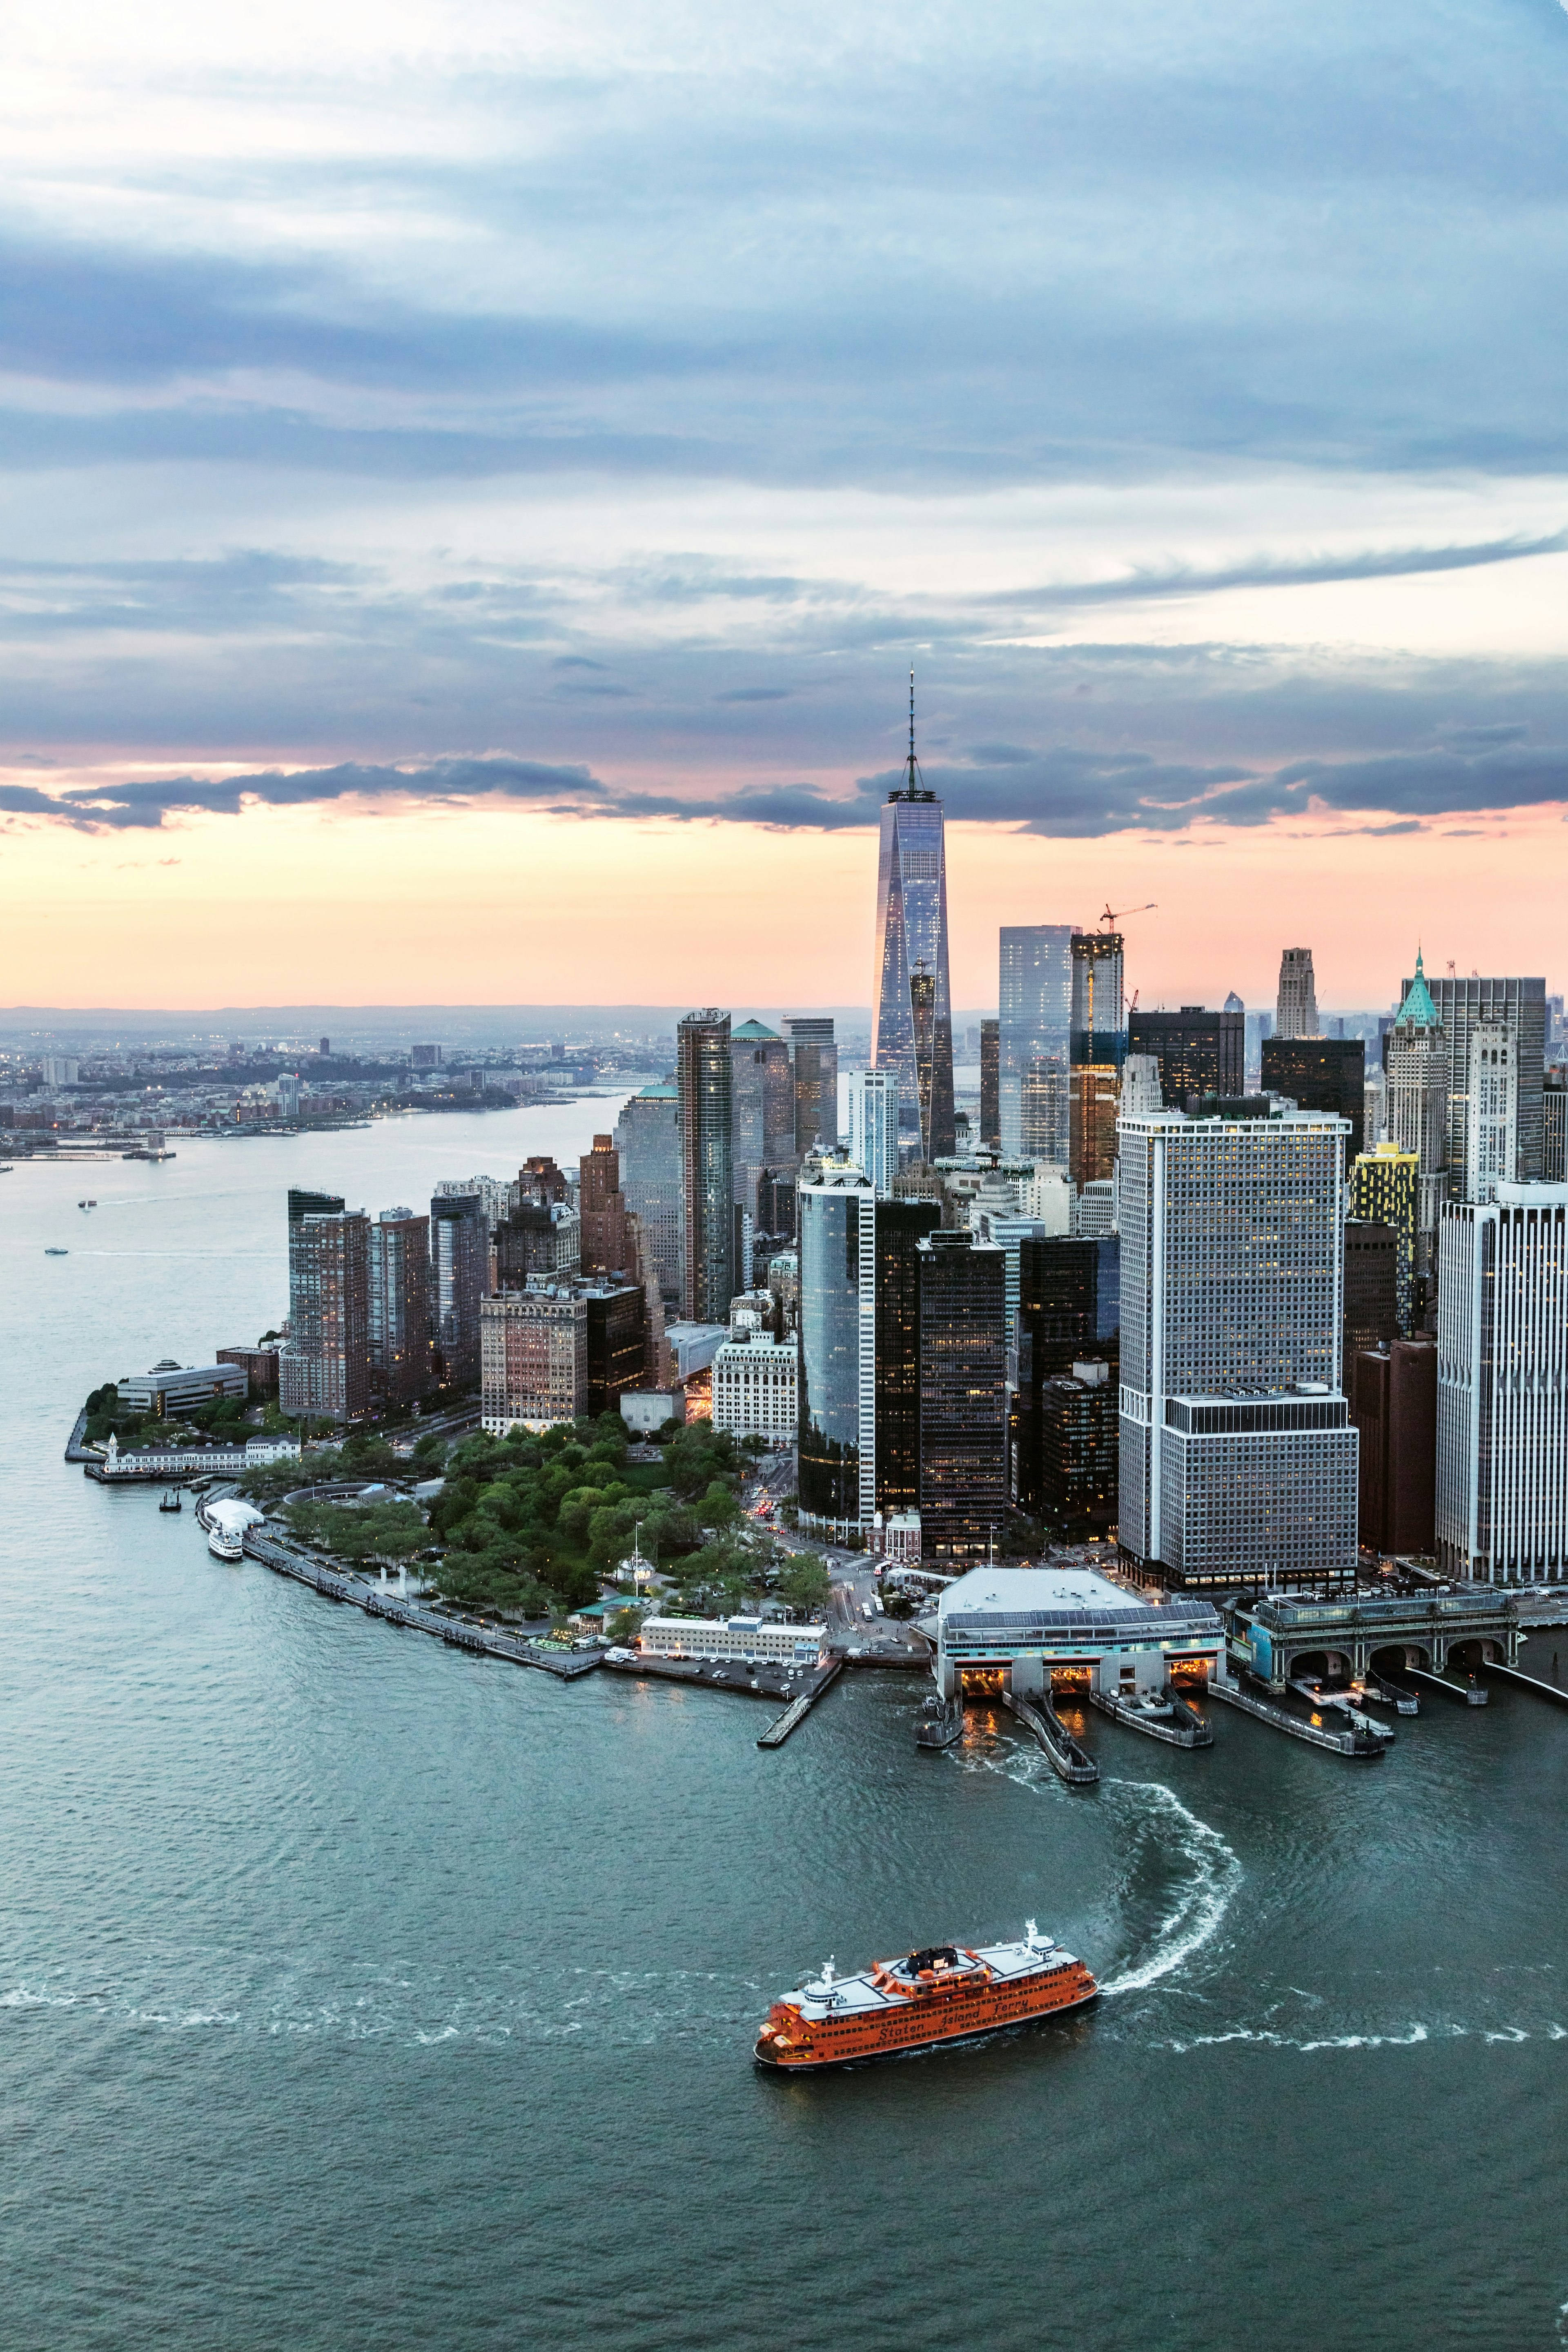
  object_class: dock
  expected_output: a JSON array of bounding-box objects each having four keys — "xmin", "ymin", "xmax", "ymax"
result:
[
  {"xmin": 1001, "ymin": 1688, "xmax": 1099, "ymax": 1785},
  {"xmin": 757, "ymin": 1660, "xmax": 844, "ymax": 1747},
  {"xmin": 1408, "ymin": 1667, "xmax": 1488, "ymax": 1706},
  {"xmin": 242, "ymin": 1529, "xmax": 603, "ymax": 1677},
  {"xmin": 1483, "ymin": 1662, "xmax": 1568, "ymax": 1707},
  {"xmin": 1087, "ymin": 1684, "xmax": 1213, "ymax": 1749},
  {"xmin": 1207, "ymin": 1668, "xmax": 1387, "ymax": 1757},
  {"xmin": 63, "ymin": 1409, "xmax": 98, "ymax": 1466}
]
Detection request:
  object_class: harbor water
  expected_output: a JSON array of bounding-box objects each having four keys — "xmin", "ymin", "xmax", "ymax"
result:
[{"xmin": 3, "ymin": 1109, "xmax": 1568, "ymax": 2350}]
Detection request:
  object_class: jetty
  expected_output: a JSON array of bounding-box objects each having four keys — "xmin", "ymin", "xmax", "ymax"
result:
[
  {"xmin": 1087, "ymin": 1683, "xmax": 1213, "ymax": 1748},
  {"xmin": 241, "ymin": 1528, "xmax": 603, "ymax": 1678},
  {"xmin": 757, "ymin": 1660, "xmax": 844, "ymax": 1748},
  {"xmin": 1483, "ymin": 1662, "xmax": 1568, "ymax": 1707},
  {"xmin": 1207, "ymin": 1668, "xmax": 1387, "ymax": 1757},
  {"xmin": 1001, "ymin": 1688, "xmax": 1099, "ymax": 1786},
  {"xmin": 1408, "ymin": 1667, "xmax": 1488, "ymax": 1706}
]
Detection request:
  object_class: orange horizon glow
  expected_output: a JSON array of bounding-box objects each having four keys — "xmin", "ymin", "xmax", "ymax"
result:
[{"xmin": 4, "ymin": 797, "xmax": 1564, "ymax": 1016}]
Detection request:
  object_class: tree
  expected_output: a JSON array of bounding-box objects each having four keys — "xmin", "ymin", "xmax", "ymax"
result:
[{"xmin": 779, "ymin": 1555, "xmax": 831, "ymax": 1618}]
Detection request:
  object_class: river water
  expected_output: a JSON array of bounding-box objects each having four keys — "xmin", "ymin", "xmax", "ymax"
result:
[{"xmin": 3, "ymin": 1108, "xmax": 1567, "ymax": 2350}]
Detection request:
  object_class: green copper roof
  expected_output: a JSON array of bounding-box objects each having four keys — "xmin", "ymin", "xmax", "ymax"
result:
[
  {"xmin": 1396, "ymin": 949, "xmax": 1440, "ymax": 1029},
  {"xmin": 731, "ymin": 1019, "xmax": 780, "ymax": 1042}
]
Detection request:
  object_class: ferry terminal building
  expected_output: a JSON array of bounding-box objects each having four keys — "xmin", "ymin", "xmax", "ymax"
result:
[{"xmin": 932, "ymin": 1564, "xmax": 1223, "ymax": 1700}]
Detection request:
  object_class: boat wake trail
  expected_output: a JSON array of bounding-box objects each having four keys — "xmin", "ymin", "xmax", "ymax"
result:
[{"xmin": 1096, "ymin": 1780, "xmax": 1242, "ymax": 1997}]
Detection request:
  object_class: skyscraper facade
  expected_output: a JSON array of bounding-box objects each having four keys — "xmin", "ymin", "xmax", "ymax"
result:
[
  {"xmin": 678, "ymin": 1009, "xmax": 735, "ymax": 1323},
  {"xmin": 873, "ymin": 1197, "xmax": 943, "ymax": 1519},
  {"xmin": 430, "ymin": 1191, "xmax": 488, "ymax": 1385},
  {"xmin": 1354, "ymin": 1336, "xmax": 1437, "ymax": 1557},
  {"xmin": 1118, "ymin": 1104, "xmax": 1357, "ymax": 1591},
  {"xmin": 916, "ymin": 1231, "xmax": 1008, "ymax": 1562},
  {"xmin": 846, "ymin": 1069, "xmax": 900, "ymax": 1195},
  {"xmin": 1383, "ymin": 957, "xmax": 1448, "ymax": 1296},
  {"xmin": 871, "ymin": 696, "xmax": 954, "ymax": 1159},
  {"xmin": 1069, "ymin": 930, "xmax": 1125, "ymax": 1190},
  {"xmin": 1546, "ymin": 1080, "xmax": 1568, "ymax": 1182},
  {"xmin": 782, "ymin": 1016, "xmax": 839, "ymax": 1155},
  {"xmin": 1275, "ymin": 947, "xmax": 1319, "ymax": 1039},
  {"xmin": 368, "ymin": 1208, "xmax": 432, "ymax": 1405},
  {"xmin": 1437, "ymin": 1182, "xmax": 1568, "ymax": 1581},
  {"xmin": 579, "ymin": 1135, "xmax": 631, "ymax": 1274},
  {"xmin": 1011, "ymin": 1234, "xmax": 1120, "ymax": 1511},
  {"xmin": 616, "ymin": 1082, "xmax": 683, "ymax": 1301},
  {"xmin": 1414, "ymin": 968, "xmax": 1546, "ymax": 1189},
  {"xmin": 1127, "ymin": 1007, "xmax": 1243, "ymax": 1109},
  {"xmin": 1351, "ymin": 1143, "xmax": 1421, "ymax": 1336},
  {"xmin": 998, "ymin": 924, "xmax": 1072, "ymax": 1160},
  {"xmin": 1465, "ymin": 1023, "xmax": 1517, "ymax": 1205},
  {"xmin": 1261, "ymin": 1034, "xmax": 1366, "ymax": 1165},
  {"xmin": 796, "ymin": 1168, "xmax": 875, "ymax": 1523},
  {"xmin": 1342, "ymin": 1218, "xmax": 1399, "ymax": 1389},
  {"xmin": 280, "ymin": 1192, "xmax": 371, "ymax": 1422},
  {"xmin": 979, "ymin": 1018, "xmax": 1000, "ymax": 1152},
  {"xmin": 728, "ymin": 1019, "xmax": 795, "ymax": 1219}
]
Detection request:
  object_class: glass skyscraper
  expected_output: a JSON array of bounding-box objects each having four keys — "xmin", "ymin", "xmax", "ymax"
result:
[
  {"xmin": 677, "ymin": 1008, "xmax": 735, "ymax": 1323},
  {"xmin": 998, "ymin": 924, "xmax": 1072, "ymax": 1160},
  {"xmin": 871, "ymin": 689, "xmax": 954, "ymax": 1160}
]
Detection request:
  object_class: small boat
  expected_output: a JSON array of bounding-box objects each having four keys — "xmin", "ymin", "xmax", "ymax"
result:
[
  {"xmin": 756, "ymin": 1922, "xmax": 1097, "ymax": 2071},
  {"xmin": 159, "ymin": 1489, "xmax": 183, "ymax": 1514},
  {"xmin": 207, "ymin": 1531, "xmax": 244, "ymax": 1561},
  {"xmin": 78, "ymin": 1198, "xmax": 96, "ymax": 1209},
  {"xmin": 45, "ymin": 1246, "xmax": 69, "ymax": 1256},
  {"xmin": 915, "ymin": 1692, "xmax": 964, "ymax": 1749}
]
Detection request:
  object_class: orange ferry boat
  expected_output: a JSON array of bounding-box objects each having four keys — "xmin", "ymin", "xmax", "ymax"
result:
[{"xmin": 755, "ymin": 1921, "xmax": 1097, "ymax": 2070}]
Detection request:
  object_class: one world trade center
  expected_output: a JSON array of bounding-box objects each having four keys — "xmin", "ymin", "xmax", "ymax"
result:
[{"xmin": 871, "ymin": 677, "xmax": 955, "ymax": 1161}]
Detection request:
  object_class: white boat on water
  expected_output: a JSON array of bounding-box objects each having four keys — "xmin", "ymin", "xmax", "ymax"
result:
[{"xmin": 206, "ymin": 1498, "xmax": 264, "ymax": 1563}]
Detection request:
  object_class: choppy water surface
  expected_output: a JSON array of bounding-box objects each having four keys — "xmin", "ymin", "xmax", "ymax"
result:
[{"xmin": 4, "ymin": 1117, "xmax": 1568, "ymax": 2349}]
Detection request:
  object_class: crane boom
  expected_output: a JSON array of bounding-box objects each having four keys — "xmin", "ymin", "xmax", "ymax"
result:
[{"xmin": 1100, "ymin": 900, "xmax": 1157, "ymax": 931}]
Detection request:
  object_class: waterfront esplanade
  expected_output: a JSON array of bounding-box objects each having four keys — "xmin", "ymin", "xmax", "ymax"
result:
[{"xmin": 933, "ymin": 1564, "xmax": 1223, "ymax": 1700}]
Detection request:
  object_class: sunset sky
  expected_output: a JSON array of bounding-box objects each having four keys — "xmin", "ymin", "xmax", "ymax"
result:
[{"xmin": 4, "ymin": 0, "xmax": 1568, "ymax": 1013}]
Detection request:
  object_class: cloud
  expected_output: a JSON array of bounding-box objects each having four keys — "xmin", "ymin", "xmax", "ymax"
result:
[{"xmin": 713, "ymin": 688, "xmax": 793, "ymax": 703}]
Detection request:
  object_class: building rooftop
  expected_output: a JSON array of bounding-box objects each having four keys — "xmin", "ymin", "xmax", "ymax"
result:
[
  {"xmin": 731, "ymin": 1019, "xmax": 781, "ymax": 1042},
  {"xmin": 939, "ymin": 1563, "xmax": 1138, "ymax": 1618},
  {"xmin": 1394, "ymin": 949, "xmax": 1441, "ymax": 1031}
]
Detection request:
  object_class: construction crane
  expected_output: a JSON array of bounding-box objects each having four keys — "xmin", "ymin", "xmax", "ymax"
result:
[{"xmin": 1100, "ymin": 901, "xmax": 1156, "ymax": 931}]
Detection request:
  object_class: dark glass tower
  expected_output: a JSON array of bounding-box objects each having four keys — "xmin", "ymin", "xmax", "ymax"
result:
[
  {"xmin": 1262, "ymin": 1034, "xmax": 1366, "ymax": 1166},
  {"xmin": 979, "ymin": 1018, "xmax": 1000, "ymax": 1152},
  {"xmin": 1012, "ymin": 1235, "xmax": 1121, "ymax": 1513},
  {"xmin": 873, "ymin": 1197, "xmax": 942, "ymax": 1515},
  {"xmin": 999, "ymin": 924, "xmax": 1072, "ymax": 1160},
  {"xmin": 871, "ymin": 675, "xmax": 954, "ymax": 1160},
  {"xmin": 916, "ymin": 1231, "xmax": 1008, "ymax": 1562},
  {"xmin": 1129, "ymin": 1007, "xmax": 1244, "ymax": 1110},
  {"xmin": 797, "ymin": 1169, "xmax": 873, "ymax": 1521},
  {"xmin": 678, "ymin": 1009, "xmax": 735, "ymax": 1322},
  {"xmin": 430, "ymin": 1192, "xmax": 488, "ymax": 1385}
]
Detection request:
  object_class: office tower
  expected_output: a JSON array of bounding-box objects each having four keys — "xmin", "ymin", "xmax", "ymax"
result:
[
  {"xmin": 1118, "ymin": 1103, "xmax": 1357, "ymax": 1592},
  {"xmin": 617, "ymin": 1082, "xmax": 683, "ymax": 1301},
  {"xmin": 1354, "ymin": 1337, "xmax": 1437, "ymax": 1556},
  {"xmin": 280, "ymin": 1192, "xmax": 370, "ymax": 1421},
  {"xmin": 1224, "ymin": 991, "xmax": 1245, "ymax": 1016},
  {"xmin": 1364, "ymin": 1063, "xmax": 1388, "ymax": 1150},
  {"xmin": 1412, "ymin": 966, "xmax": 1547, "ymax": 1189},
  {"xmin": 1343, "ymin": 1219, "xmax": 1399, "ymax": 1390},
  {"xmin": 908, "ymin": 966, "xmax": 948, "ymax": 1161},
  {"xmin": 1275, "ymin": 947, "xmax": 1319, "ymax": 1039},
  {"xmin": 766, "ymin": 1249, "xmax": 800, "ymax": 1332},
  {"xmin": 1120, "ymin": 1055, "xmax": 1162, "ymax": 1118},
  {"xmin": 1127, "ymin": 1008, "xmax": 1243, "ymax": 1109},
  {"xmin": 873, "ymin": 1198, "xmax": 943, "ymax": 1518},
  {"xmin": 368, "ymin": 1208, "xmax": 432, "ymax": 1405},
  {"xmin": 1383, "ymin": 957, "xmax": 1448, "ymax": 1297},
  {"xmin": 579, "ymin": 1135, "xmax": 631, "ymax": 1274},
  {"xmin": 729, "ymin": 1019, "xmax": 794, "ymax": 1220},
  {"xmin": 1465, "ymin": 1023, "xmax": 1517, "ymax": 1205},
  {"xmin": 998, "ymin": 925, "xmax": 1073, "ymax": 1158},
  {"xmin": 480, "ymin": 1285, "xmax": 586, "ymax": 1432},
  {"xmin": 712, "ymin": 1329, "xmax": 798, "ymax": 1443},
  {"xmin": 756, "ymin": 1165, "xmax": 797, "ymax": 1243},
  {"xmin": 430, "ymin": 1191, "xmax": 488, "ymax": 1385},
  {"xmin": 1012, "ymin": 1235, "xmax": 1120, "ymax": 1509},
  {"xmin": 1244, "ymin": 1009, "xmax": 1273, "ymax": 1085},
  {"xmin": 1546, "ymin": 1079, "xmax": 1567, "ymax": 1182},
  {"xmin": 1351, "ymin": 1144, "xmax": 1420, "ymax": 1336},
  {"xmin": 847, "ymin": 1069, "xmax": 900, "ymax": 1194},
  {"xmin": 410, "ymin": 1043, "xmax": 443, "ymax": 1070},
  {"xmin": 1437, "ymin": 1182, "xmax": 1568, "ymax": 1581},
  {"xmin": 1073, "ymin": 1180, "xmax": 1117, "ymax": 1238},
  {"xmin": 40, "ymin": 1054, "xmax": 78, "ymax": 1087},
  {"xmin": 1031, "ymin": 1361, "xmax": 1118, "ymax": 1528},
  {"xmin": 979, "ymin": 1018, "xmax": 1000, "ymax": 1151},
  {"xmin": 585, "ymin": 1283, "xmax": 648, "ymax": 1417},
  {"xmin": 495, "ymin": 1200, "xmax": 579, "ymax": 1284},
  {"xmin": 1021, "ymin": 1055, "xmax": 1069, "ymax": 1162},
  {"xmin": 797, "ymin": 1168, "xmax": 875, "ymax": 1523},
  {"xmin": 916, "ymin": 1231, "xmax": 1008, "ymax": 1562},
  {"xmin": 1069, "ymin": 1064, "xmax": 1120, "ymax": 1189},
  {"xmin": 678, "ymin": 1009, "xmax": 736, "ymax": 1322},
  {"xmin": 1262, "ymin": 1035, "xmax": 1365, "ymax": 1165},
  {"xmin": 970, "ymin": 1189, "xmax": 1045, "ymax": 1356},
  {"xmin": 782, "ymin": 1016, "xmax": 839, "ymax": 1155},
  {"xmin": 871, "ymin": 686, "xmax": 954, "ymax": 1158}
]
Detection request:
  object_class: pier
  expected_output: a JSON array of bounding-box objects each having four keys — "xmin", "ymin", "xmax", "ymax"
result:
[
  {"xmin": 1001, "ymin": 1688, "xmax": 1099, "ymax": 1785},
  {"xmin": 757, "ymin": 1661, "xmax": 843, "ymax": 1747},
  {"xmin": 1408, "ymin": 1666, "xmax": 1487, "ymax": 1706},
  {"xmin": 242, "ymin": 1529, "xmax": 603, "ymax": 1677},
  {"xmin": 1207, "ymin": 1668, "xmax": 1387, "ymax": 1757},
  {"xmin": 1087, "ymin": 1684, "xmax": 1213, "ymax": 1748},
  {"xmin": 1483, "ymin": 1661, "xmax": 1568, "ymax": 1707}
]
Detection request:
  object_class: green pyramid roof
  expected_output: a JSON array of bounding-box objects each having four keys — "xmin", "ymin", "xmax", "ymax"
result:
[
  {"xmin": 732, "ymin": 1018, "xmax": 781, "ymax": 1042},
  {"xmin": 1396, "ymin": 949, "xmax": 1439, "ymax": 1029}
]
